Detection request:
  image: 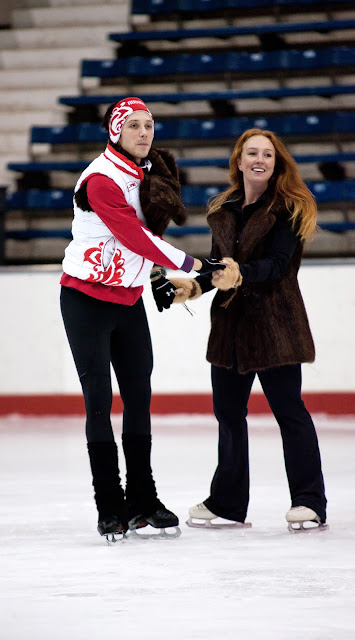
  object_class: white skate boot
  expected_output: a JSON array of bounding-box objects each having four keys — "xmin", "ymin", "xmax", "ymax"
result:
[
  {"xmin": 286, "ymin": 506, "xmax": 329, "ymax": 533},
  {"xmin": 186, "ymin": 502, "xmax": 251, "ymax": 529}
]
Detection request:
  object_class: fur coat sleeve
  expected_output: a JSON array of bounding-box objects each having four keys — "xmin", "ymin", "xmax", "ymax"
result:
[{"xmin": 139, "ymin": 147, "xmax": 187, "ymax": 236}]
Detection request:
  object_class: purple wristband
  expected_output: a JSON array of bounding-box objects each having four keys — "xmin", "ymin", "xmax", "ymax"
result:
[{"xmin": 180, "ymin": 254, "xmax": 195, "ymax": 273}]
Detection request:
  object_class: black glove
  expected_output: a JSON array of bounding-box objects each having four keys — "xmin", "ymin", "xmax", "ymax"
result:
[
  {"xmin": 151, "ymin": 276, "xmax": 177, "ymax": 312},
  {"xmin": 195, "ymin": 258, "xmax": 226, "ymax": 275}
]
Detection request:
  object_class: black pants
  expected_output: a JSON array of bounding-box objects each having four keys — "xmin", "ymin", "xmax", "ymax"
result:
[
  {"xmin": 204, "ymin": 362, "xmax": 327, "ymax": 523},
  {"xmin": 60, "ymin": 286, "xmax": 153, "ymax": 442}
]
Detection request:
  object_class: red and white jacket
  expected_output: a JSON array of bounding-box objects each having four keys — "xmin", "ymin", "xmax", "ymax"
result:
[{"xmin": 61, "ymin": 145, "xmax": 193, "ymax": 305}]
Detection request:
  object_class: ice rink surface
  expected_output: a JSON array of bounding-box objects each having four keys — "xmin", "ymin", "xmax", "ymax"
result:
[{"xmin": 0, "ymin": 413, "xmax": 354, "ymax": 640}]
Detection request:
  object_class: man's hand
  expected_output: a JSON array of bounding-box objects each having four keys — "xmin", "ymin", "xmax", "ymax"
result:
[
  {"xmin": 151, "ymin": 276, "xmax": 177, "ymax": 312},
  {"xmin": 193, "ymin": 258, "xmax": 226, "ymax": 275}
]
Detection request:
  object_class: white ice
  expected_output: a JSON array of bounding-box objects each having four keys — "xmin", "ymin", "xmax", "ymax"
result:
[{"xmin": 0, "ymin": 413, "xmax": 354, "ymax": 640}]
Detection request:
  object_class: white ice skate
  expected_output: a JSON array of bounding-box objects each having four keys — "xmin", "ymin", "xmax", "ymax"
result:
[
  {"xmin": 186, "ymin": 502, "xmax": 252, "ymax": 529},
  {"xmin": 286, "ymin": 506, "xmax": 329, "ymax": 533}
]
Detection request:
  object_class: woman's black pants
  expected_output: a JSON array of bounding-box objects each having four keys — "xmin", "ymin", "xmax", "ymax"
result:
[
  {"xmin": 204, "ymin": 362, "xmax": 327, "ymax": 523},
  {"xmin": 60, "ymin": 286, "xmax": 153, "ymax": 442}
]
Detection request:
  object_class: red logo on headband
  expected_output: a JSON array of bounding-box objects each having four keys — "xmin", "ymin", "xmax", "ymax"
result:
[
  {"xmin": 109, "ymin": 105, "xmax": 133, "ymax": 144},
  {"xmin": 108, "ymin": 98, "xmax": 153, "ymax": 144}
]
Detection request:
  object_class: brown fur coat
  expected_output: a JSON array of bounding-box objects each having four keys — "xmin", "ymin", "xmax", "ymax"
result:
[
  {"xmin": 206, "ymin": 198, "xmax": 315, "ymax": 373},
  {"xmin": 139, "ymin": 147, "xmax": 186, "ymax": 235}
]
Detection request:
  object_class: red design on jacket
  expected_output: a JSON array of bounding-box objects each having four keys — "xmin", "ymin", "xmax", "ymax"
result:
[{"xmin": 84, "ymin": 243, "xmax": 125, "ymax": 285}]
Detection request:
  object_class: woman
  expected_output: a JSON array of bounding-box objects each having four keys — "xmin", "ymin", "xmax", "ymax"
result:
[
  {"xmin": 60, "ymin": 97, "xmax": 224, "ymax": 540},
  {"xmin": 169, "ymin": 128, "xmax": 327, "ymax": 532}
]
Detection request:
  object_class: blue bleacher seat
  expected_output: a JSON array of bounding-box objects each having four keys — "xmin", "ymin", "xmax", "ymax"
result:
[
  {"xmin": 308, "ymin": 181, "xmax": 347, "ymax": 203},
  {"xmin": 127, "ymin": 55, "xmax": 178, "ymax": 77},
  {"xmin": 181, "ymin": 185, "xmax": 225, "ymax": 206},
  {"xmin": 152, "ymin": 120, "xmax": 180, "ymax": 140},
  {"xmin": 245, "ymin": 115, "xmax": 285, "ymax": 133},
  {"xmin": 231, "ymin": 51, "xmax": 281, "ymax": 73},
  {"xmin": 26, "ymin": 189, "xmax": 73, "ymax": 209},
  {"xmin": 81, "ymin": 59, "xmax": 126, "ymax": 78},
  {"xmin": 7, "ymin": 161, "xmax": 87, "ymax": 173},
  {"xmin": 343, "ymin": 181, "xmax": 355, "ymax": 201},
  {"xmin": 334, "ymin": 112, "xmax": 355, "ymax": 133},
  {"xmin": 177, "ymin": 53, "xmax": 228, "ymax": 75},
  {"xmin": 178, "ymin": 117, "xmax": 247, "ymax": 140},
  {"xmin": 177, "ymin": 0, "xmax": 225, "ymax": 10},
  {"xmin": 6, "ymin": 192, "xmax": 27, "ymax": 210},
  {"xmin": 6, "ymin": 229, "xmax": 73, "ymax": 241},
  {"xmin": 31, "ymin": 125, "xmax": 78, "ymax": 144},
  {"xmin": 281, "ymin": 113, "xmax": 335, "ymax": 136},
  {"xmin": 131, "ymin": 0, "xmax": 180, "ymax": 14},
  {"xmin": 331, "ymin": 46, "xmax": 355, "ymax": 66},
  {"xmin": 77, "ymin": 123, "xmax": 106, "ymax": 143},
  {"xmin": 280, "ymin": 48, "xmax": 332, "ymax": 70}
]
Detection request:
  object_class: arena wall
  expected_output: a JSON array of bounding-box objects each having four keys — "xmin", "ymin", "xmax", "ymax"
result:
[{"xmin": 0, "ymin": 260, "xmax": 354, "ymax": 415}]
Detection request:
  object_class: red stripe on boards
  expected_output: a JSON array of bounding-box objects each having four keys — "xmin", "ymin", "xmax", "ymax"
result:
[{"xmin": 0, "ymin": 393, "xmax": 353, "ymax": 415}]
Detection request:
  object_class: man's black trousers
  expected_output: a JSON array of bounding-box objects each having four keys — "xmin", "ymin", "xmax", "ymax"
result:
[{"xmin": 60, "ymin": 286, "xmax": 153, "ymax": 442}]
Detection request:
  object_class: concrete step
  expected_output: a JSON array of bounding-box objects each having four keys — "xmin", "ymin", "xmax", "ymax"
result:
[
  {"xmin": 0, "ymin": 133, "xmax": 29, "ymax": 155},
  {"xmin": 0, "ymin": 153, "xmax": 31, "ymax": 189},
  {"xmin": 0, "ymin": 24, "xmax": 126, "ymax": 50},
  {"xmin": 0, "ymin": 66, "xmax": 78, "ymax": 89},
  {"xmin": 11, "ymin": 3, "xmax": 129, "ymax": 28},
  {"xmin": 0, "ymin": 87, "xmax": 78, "ymax": 110},
  {"xmin": 0, "ymin": 45, "xmax": 115, "ymax": 69},
  {"xmin": 0, "ymin": 109, "xmax": 66, "ymax": 132}
]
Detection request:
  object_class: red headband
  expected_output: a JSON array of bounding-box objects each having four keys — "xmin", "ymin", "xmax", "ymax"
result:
[{"xmin": 108, "ymin": 97, "xmax": 154, "ymax": 144}]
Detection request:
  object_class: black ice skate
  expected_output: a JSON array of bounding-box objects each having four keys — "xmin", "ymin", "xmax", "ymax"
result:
[
  {"xmin": 97, "ymin": 516, "xmax": 126, "ymax": 544},
  {"xmin": 286, "ymin": 506, "xmax": 329, "ymax": 534},
  {"xmin": 128, "ymin": 504, "xmax": 181, "ymax": 539},
  {"xmin": 87, "ymin": 442, "xmax": 128, "ymax": 544},
  {"xmin": 122, "ymin": 434, "xmax": 181, "ymax": 539}
]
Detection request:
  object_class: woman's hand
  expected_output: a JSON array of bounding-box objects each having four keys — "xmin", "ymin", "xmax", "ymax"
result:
[{"xmin": 212, "ymin": 257, "xmax": 243, "ymax": 290}]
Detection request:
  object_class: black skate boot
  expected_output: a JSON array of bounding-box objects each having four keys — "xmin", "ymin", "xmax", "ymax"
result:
[
  {"xmin": 129, "ymin": 504, "xmax": 179, "ymax": 530},
  {"xmin": 122, "ymin": 434, "xmax": 180, "ymax": 538},
  {"xmin": 87, "ymin": 441, "xmax": 128, "ymax": 543}
]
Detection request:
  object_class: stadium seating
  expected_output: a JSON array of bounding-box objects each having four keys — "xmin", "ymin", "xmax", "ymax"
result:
[
  {"xmin": 131, "ymin": 0, "xmax": 355, "ymax": 16},
  {"xmin": 108, "ymin": 19, "xmax": 355, "ymax": 45},
  {"xmin": 59, "ymin": 83, "xmax": 355, "ymax": 109},
  {"xmin": 8, "ymin": 153, "xmax": 355, "ymax": 175},
  {"xmin": 3, "ymin": 2, "xmax": 354, "ymax": 264},
  {"xmin": 30, "ymin": 112, "xmax": 355, "ymax": 146},
  {"xmin": 79, "ymin": 47, "xmax": 355, "ymax": 81},
  {"xmin": 6, "ymin": 181, "xmax": 355, "ymax": 211}
]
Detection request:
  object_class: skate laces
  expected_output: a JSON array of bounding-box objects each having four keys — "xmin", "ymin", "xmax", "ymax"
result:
[{"xmin": 182, "ymin": 303, "xmax": 196, "ymax": 316}]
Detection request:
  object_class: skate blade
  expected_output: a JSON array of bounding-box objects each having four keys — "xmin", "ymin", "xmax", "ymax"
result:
[
  {"xmin": 287, "ymin": 522, "xmax": 329, "ymax": 534},
  {"xmin": 186, "ymin": 517, "xmax": 252, "ymax": 530},
  {"xmin": 128, "ymin": 526, "xmax": 181, "ymax": 540},
  {"xmin": 104, "ymin": 531, "xmax": 127, "ymax": 545}
]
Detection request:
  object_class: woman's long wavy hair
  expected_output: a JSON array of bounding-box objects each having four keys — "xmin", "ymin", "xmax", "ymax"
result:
[{"xmin": 208, "ymin": 128, "xmax": 317, "ymax": 241}]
